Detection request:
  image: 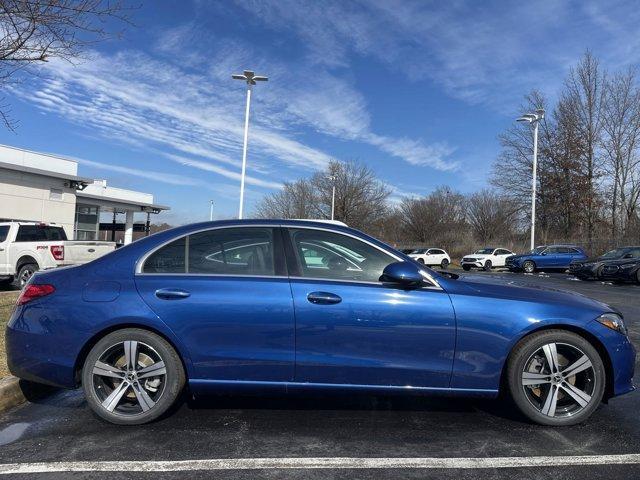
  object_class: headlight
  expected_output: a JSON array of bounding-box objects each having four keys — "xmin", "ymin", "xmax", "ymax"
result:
[
  {"xmin": 596, "ymin": 313, "xmax": 627, "ymax": 335},
  {"xmin": 619, "ymin": 263, "xmax": 636, "ymax": 270}
]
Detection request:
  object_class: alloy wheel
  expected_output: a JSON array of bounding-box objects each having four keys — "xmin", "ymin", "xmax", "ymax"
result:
[
  {"xmin": 19, "ymin": 267, "xmax": 35, "ymax": 287},
  {"xmin": 523, "ymin": 261, "xmax": 535, "ymax": 273},
  {"xmin": 92, "ymin": 340, "xmax": 167, "ymax": 416},
  {"xmin": 521, "ymin": 342, "xmax": 596, "ymax": 418}
]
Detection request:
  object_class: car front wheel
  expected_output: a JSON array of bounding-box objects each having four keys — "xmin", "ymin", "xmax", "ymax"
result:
[
  {"xmin": 484, "ymin": 260, "xmax": 492, "ymax": 271},
  {"xmin": 522, "ymin": 260, "xmax": 536, "ymax": 273},
  {"xmin": 82, "ymin": 328, "xmax": 185, "ymax": 425},
  {"xmin": 507, "ymin": 330, "xmax": 605, "ymax": 426},
  {"xmin": 462, "ymin": 265, "xmax": 471, "ymax": 271}
]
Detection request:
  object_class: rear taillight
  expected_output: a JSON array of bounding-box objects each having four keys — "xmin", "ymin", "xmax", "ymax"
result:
[
  {"xmin": 16, "ymin": 284, "xmax": 55, "ymax": 305},
  {"xmin": 50, "ymin": 245, "xmax": 64, "ymax": 260}
]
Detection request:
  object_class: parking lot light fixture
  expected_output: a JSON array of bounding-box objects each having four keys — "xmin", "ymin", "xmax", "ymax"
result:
[
  {"xmin": 232, "ymin": 70, "xmax": 268, "ymax": 219},
  {"xmin": 516, "ymin": 108, "xmax": 545, "ymax": 250}
]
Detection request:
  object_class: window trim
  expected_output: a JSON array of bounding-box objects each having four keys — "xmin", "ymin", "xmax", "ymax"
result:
[
  {"xmin": 135, "ymin": 223, "xmax": 442, "ymax": 289},
  {"xmin": 136, "ymin": 225, "xmax": 284, "ymax": 277}
]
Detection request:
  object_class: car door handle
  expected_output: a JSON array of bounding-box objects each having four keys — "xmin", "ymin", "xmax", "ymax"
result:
[
  {"xmin": 307, "ymin": 291, "xmax": 342, "ymax": 305},
  {"xmin": 155, "ymin": 288, "xmax": 191, "ymax": 300}
]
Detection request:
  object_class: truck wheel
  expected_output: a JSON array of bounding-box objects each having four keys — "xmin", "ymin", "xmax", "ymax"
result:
[
  {"xmin": 484, "ymin": 260, "xmax": 492, "ymax": 271},
  {"xmin": 14, "ymin": 263, "xmax": 38, "ymax": 289},
  {"xmin": 523, "ymin": 261, "xmax": 536, "ymax": 274}
]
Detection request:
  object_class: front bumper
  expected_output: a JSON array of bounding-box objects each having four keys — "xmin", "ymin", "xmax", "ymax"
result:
[
  {"xmin": 461, "ymin": 259, "xmax": 484, "ymax": 268},
  {"xmin": 570, "ymin": 263, "xmax": 599, "ymax": 278},
  {"xmin": 587, "ymin": 320, "xmax": 637, "ymax": 398}
]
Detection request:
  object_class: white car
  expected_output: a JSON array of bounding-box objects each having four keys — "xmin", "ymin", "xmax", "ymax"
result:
[
  {"xmin": 461, "ymin": 247, "xmax": 515, "ymax": 271},
  {"xmin": 407, "ymin": 247, "xmax": 451, "ymax": 269}
]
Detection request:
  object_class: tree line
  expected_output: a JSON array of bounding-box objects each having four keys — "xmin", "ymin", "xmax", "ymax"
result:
[{"xmin": 254, "ymin": 52, "xmax": 640, "ymax": 258}]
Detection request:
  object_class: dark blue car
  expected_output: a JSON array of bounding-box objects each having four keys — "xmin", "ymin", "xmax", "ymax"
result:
[
  {"xmin": 506, "ymin": 244, "xmax": 588, "ymax": 273},
  {"xmin": 6, "ymin": 220, "xmax": 635, "ymax": 426}
]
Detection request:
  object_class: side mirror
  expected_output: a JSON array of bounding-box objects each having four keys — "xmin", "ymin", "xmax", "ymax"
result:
[{"xmin": 381, "ymin": 261, "xmax": 423, "ymax": 287}]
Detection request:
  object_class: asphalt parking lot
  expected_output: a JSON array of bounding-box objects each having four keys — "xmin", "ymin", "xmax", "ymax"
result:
[{"xmin": 0, "ymin": 270, "xmax": 639, "ymax": 479}]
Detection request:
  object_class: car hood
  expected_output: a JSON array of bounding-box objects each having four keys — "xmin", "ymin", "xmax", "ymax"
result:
[
  {"xmin": 463, "ymin": 254, "xmax": 490, "ymax": 259},
  {"xmin": 506, "ymin": 253, "xmax": 536, "ymax": 261},
  {"xmin": 447, "ymin": 274, "xmax": 612, "ymax": 313}
]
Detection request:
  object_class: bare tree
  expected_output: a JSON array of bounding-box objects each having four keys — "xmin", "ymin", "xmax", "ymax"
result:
[
  {"xmin": 254, "ymin": 160, "xmax": 391, "ymax": 231},
  {"xmin": 0, "ymin": 0, "xmax": 132, "ymax": 128},
  {"xmin": 398, "ymin": 187, "xmax": 468, "ymax": 251},
  {"xmin": 601, "ymin": 69, "xmax": 640, "ymax": 243},
  {"xmin": 563, "ymin": 51, "xmax": 606, "ymax": 250},
  {"xmin": 467, "ymin": 190, "xmax": 516, "ymax": 244}
]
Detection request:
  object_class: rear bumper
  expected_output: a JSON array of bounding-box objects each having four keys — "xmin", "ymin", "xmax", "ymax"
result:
[{"xmin": 6, "ymin": 306, "xmax": 81, "ymax": 389}]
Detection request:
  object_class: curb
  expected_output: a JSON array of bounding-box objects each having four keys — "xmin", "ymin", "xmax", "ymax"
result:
[{"xmin": 0, "ymin": 376, "xmax": 55, "ymax": 414}]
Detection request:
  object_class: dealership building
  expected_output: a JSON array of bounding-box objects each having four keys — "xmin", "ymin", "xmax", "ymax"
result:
[{"xmin": 0, "ymin": 144, "xmax": 169, "ymax": 244}]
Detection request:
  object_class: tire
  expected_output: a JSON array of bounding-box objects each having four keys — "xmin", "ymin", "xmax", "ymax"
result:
[
  {"xmin": 636, "ymin": 269, "xmax": 640, "ymax": 285},
  {"xmin": 484, "ymin": 260, "xmax": 492, "ymax": 271},
  {"xmin": 522, "ymin": 260, "xmax": 536, "ymax": 274},
  {"xmin": 417, "ymin": 258, "xmax": 425, "ymax": 264},
  {"xmin": 440, "ymin": 259, "xmax": 449, "ymax": 269},
  {"xmin": 82, "ymin": 328, "xmax": 185, "ymax": 425},
  {"xmin": 14, "ymin": 263, "xmax": 38, "ymax": 289},
  {"xmin": 507, "ymin": 329, "xmax": 605, "ymax": 426},
  {"xmin": 462, "ymin": 265, "xmax": 471, "ymax": 271}
]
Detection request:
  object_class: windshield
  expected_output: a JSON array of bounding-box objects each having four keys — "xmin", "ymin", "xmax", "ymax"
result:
[
  {"xmin": 530, "ymin": 246, "xmax": 546, "ymax": 254},
  {"xmin": 410, "ymin": 248, "xmax": 427, "ymax": 254},
  {"xmin": 600, "ymin": 248, "xmax": 627, "ymax": 259},
  {"xmin": 475, "ymin": 248, "xmax": 494, "ymax": 254}
]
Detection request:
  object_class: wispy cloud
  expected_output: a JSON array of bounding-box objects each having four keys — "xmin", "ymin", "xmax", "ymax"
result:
[{"xmin": 233, "ymin": 0, "xmax": 640, "ymax": 112}]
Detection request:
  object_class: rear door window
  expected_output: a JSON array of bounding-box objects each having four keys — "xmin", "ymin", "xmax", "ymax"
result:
[{"xmin": 142, "ymin": 228, "xmax": 276, "ymax": 276}]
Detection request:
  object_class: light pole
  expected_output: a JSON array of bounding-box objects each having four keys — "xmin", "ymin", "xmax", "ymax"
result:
[
  {"xmin": 516, "ymin": 108, "xmax": 545, "ymax": 251},
  {"xmin": 209, "ymin": 200, "xmax": 214, "ymax": 221},
  {"xmin": 232, "ymin": 70, "xmax": 268, "ymax": 219},
  {"xmin": 330, "ymin": 174, "xmax": 336, "ymax": 220}
]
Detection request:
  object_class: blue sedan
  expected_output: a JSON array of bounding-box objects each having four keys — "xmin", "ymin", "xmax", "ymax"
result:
[{"xmin": 6, "ymin": 220, "xmax": 635, "ymax": 426}]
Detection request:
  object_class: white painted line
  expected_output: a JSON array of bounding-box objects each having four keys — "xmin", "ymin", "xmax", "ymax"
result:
[{"xmin": 1, "ymin": 454, "xmax": 640, "ymax": 474}]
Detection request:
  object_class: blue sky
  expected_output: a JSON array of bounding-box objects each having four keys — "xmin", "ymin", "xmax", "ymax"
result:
[{"xmin": 3, "ymin": 0, "xmax": 640, "ymax": 224}]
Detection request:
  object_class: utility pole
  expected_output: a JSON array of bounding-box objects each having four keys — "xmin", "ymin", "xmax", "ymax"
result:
[
  {"xmin": 516, "ymin": 109, "xmax": 545, "ymax": 250},
  {"xmin": 232, "ymin": 70, "xmax": 268, "ymax": 219}
]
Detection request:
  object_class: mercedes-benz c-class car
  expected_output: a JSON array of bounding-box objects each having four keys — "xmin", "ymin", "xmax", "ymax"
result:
[{"xmin": 6, "ymin": 220, "xmax": 635, "ymax": 426}]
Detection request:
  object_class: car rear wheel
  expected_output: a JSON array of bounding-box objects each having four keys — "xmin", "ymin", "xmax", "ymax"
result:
[
  {"xmin": 440, "ymin": 259, "xmax": 449, "ymax": 269},
  {"xmin": 484, "ymin": 260, "xmax": 492, "ymax": 271},
  {"xmin": 14, "ymin": 263, "xmax": 38, "ymax": 289},
  {"xmin": 82, "ymin": 328, "xmax": 185, "ymax": 425},
  {"xmin": 522, "ymin": 260, "xmax": 536, "ymax": 273},
  {"xmin": 507, "ymin": 330, "xmax": 605, "ymax": 426}
]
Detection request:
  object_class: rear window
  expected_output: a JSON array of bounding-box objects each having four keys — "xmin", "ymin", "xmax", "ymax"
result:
[
  {"xmin": 0, "ymin": 225, "xmax": 9, "ymax": 243},
  {"xmin": 15, "ymin": 225, "xmax": 67, "ymax": 242}
]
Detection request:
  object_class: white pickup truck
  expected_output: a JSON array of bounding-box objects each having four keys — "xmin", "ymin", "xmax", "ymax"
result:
[{"xmin": 0, "ymin": 222, "xmax": 116, "ymax": 288}]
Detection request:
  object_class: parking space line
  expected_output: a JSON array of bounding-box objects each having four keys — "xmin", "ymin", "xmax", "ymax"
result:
[{"xmin": 1, "ymin": 454, "xmax": 640, "ymax": 474}]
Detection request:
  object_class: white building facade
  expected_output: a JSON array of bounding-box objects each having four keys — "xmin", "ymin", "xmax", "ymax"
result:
[{"xmin": 0, "ymin": 144, "xmax": 169, "ymax": 244}]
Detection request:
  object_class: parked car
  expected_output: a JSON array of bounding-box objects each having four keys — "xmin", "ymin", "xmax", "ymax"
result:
[
  {"xmin": 0, "ymin": 222, "xmax": 116, "ymax": 288},
  {"xmin": 461, "ymin": 247, "xmax": 515, "ymax": 271},
  {"xmin": 506, "ymin": 245, "xmax": 588, "ymax": 273},
  {"xmin": 569, "ymin": 246, "xmax": 640, "ymax": 280},
  {"xmin": 600, "ymin": 256, "xmax": 640, "ymax": 284},
  {"xmin": 6, "ymin": 220, "xmax": 635, "ymax": 426},
  {"xmin": 407, "ymin": 247, "xmax": 451, "ymax": 269}
]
